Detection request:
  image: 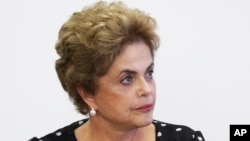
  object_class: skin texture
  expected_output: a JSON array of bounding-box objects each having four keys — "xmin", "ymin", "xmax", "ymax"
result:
[{"xmin": 76, "ymin": 40, "xmax": 156, "ymax": 141}]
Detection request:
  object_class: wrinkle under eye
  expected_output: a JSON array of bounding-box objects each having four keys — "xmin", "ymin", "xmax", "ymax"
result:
[{"xmin": 120, "ymin": 75, "xmax": 133, "ymax": 85}]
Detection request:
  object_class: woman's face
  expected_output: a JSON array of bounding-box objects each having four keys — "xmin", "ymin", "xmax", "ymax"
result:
[{"xmin": 93, "ymin": 40, "xmax": 156, "ymax": 129}]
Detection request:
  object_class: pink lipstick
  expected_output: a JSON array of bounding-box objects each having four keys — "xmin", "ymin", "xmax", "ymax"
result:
[{"xmin": 136, "ymin": 104, "xmax": 153, "ymax": 111}]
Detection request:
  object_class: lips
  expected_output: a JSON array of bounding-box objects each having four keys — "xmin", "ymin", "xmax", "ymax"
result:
[{"xmin": 136, "ymin": 103, "xmax": 153, "ymax": 111}]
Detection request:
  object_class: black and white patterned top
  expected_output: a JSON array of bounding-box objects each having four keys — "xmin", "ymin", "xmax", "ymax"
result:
[{"xmin": 29, "ymin": 119, "xmax": 205, "ymax": 141}]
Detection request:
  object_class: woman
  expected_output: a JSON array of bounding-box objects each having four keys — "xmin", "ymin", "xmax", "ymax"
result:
[{"xmin": 29, "ymin": 1, "xmax": 205, "ymax": 141}]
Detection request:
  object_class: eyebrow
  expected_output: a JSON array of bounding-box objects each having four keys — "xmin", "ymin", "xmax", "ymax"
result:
[{"xmin": 119, "ymin": 62, "xmax": 154, "ymax": 75}]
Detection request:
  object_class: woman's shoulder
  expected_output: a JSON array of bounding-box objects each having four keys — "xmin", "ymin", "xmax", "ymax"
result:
[
  {"xmin": 152, "ymin": 120, "xmax": 205, "ymax": 141},
  {"xmin": 28, "ymin": 119, "xmax": 88, "ymax": 141}
]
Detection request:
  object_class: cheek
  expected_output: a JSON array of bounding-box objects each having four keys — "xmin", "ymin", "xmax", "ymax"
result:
[
  {"xmin": 151, "ymin": 81, "xmax": 156, "ymax": 97},
  {"xmin": 96, "ymin": 94, "xmax": 135, "ymax": 117},
  {"xmin": 95, "ymin": 87, "xmax": 134, "ymax": 108}
]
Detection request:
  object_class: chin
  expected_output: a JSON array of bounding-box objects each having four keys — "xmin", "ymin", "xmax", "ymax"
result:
[
  {"xmin": 136, "ymin": 114, "xmax": 153, "ymax": 127},
  {"xmin": 144, "ymin": 115, "xmax": 154, "ymax": 124},
  {"xmin": 136, "ymin": 119, "xmax": 153, "ymax": 129}
]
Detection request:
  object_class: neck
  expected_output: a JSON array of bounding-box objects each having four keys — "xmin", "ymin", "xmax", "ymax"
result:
[
  {"xmin": 89, "ymin": 117, "xmax": 141, "ymax": 141},
  {"xmin": 75, "ymin": 117, "xmax": 151, "ymax": 141}
]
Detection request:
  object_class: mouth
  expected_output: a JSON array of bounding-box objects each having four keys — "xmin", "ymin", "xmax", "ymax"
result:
[{"xmin": 135, "ymin": 103, "xmax": 154, "ymax": 111}]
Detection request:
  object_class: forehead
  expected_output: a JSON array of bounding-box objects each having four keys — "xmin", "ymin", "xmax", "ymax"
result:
[{"xmin": 109, "ymin": 41, "xmax": 153, "ymax": 71}]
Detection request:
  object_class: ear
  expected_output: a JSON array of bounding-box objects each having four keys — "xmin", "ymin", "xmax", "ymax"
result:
[{"xmin": 77, "ymin": 85, "xmax": 97, "ymax": 109}]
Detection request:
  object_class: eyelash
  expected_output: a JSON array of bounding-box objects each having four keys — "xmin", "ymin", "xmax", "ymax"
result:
[
  {"xmin": 120, "ymin": 75, "xmax": 133, "ymax": 85},
  {"xmin": 146, "ymin": 69, "xmax": 154, "ymax": 79},
  {"xmin": 120, "ymin": 69, "xmax": 154, "ymax": 85}
]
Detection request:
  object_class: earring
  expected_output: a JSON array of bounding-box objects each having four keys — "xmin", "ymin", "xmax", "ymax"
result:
[{"xmin": 89, "ymin": 107, "xmax": 96, "ymax": 116}]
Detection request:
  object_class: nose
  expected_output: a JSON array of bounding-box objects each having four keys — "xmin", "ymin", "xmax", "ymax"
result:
[{"xmin": 136, "ymin": 77, "xmax": 154, "ymax": 97}]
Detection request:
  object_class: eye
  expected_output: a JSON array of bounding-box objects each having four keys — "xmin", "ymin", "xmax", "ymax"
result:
[
  {"xmin": 120, "ymin": 75, "xmax": 133, "ymax": 85},
  {"xmin": 146, "ymin": 69, "xmax": 154, "ymax": 79}
]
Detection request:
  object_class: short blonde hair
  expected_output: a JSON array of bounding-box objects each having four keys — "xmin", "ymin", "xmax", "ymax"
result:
[{"xmin": 55, "ymin": 1, "xmax": 159, "ymax": 115}]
